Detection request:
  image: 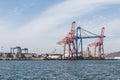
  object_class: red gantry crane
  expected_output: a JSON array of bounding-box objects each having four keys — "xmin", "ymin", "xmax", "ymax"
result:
[
  {"xmin": 88, "ymin": 27, "xmax": 105, "ymax": 59},
  {"xmin": 57, "ymin": 21, "xmax": 76, "ymax": 59}
]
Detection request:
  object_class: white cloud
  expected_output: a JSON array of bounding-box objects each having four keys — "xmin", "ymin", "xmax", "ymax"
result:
[
  {"xmin": 18, "ymin": 0, "xmax": 120, "ymax": 36},
  {"xmin": 0, "ymin": 0, "xmax": 120, "ymax": 53}
]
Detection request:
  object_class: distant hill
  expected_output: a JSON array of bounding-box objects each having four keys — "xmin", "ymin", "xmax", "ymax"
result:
[{"xmin": 106, "ymin": 51, "xmax": 120, "ymax": 57}]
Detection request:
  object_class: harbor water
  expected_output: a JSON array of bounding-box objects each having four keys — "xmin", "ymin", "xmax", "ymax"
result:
[{"xmin": 0, "ymin": 60, "xmax": 120, "ymax": 80}]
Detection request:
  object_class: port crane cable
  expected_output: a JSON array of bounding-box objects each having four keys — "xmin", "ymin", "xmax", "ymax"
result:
[{"xmin": 80, "ymin": 27, "xmax": 99, "ymax": 36}]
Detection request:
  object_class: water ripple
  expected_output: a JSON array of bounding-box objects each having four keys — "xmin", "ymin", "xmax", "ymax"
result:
[{"xmin": 0, "ymin": 60, "xmax": 120, "ymax": 80}]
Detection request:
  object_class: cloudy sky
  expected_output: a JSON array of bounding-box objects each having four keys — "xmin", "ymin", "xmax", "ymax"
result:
[{"xmin": 0, "ymin": 0, "xmax": 120, "ymax": 54}]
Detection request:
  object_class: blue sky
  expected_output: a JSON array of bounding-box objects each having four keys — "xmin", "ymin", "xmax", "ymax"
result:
[
  {"xmin": 0, "ymin": 0, "xmax": 120, "ymax": 54},
  {"xmin": 0, "ymin": 0, "xmax": 63, "ymax": 28}
]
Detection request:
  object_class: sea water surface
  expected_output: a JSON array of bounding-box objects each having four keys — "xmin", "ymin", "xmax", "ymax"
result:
[{"xmin": 0, "ymin": 60, "xmax": 120, "ymax": 80}]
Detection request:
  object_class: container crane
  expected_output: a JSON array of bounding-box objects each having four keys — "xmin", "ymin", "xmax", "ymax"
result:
[
  {"xmin": 57, "ymin": 21, "xmax": 76, "ymax": 59},
  {"xmin": 22, "ymin": 48, "xmax": 28, "ymax": 54},
  {"xmin": 88, "ymin": 27, "xmax": 105, "ymax": 59},
  {"xmin": 75, "ymin": 26, "xmax": 106, "ymax": 59}
]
